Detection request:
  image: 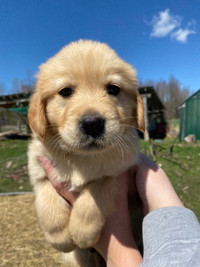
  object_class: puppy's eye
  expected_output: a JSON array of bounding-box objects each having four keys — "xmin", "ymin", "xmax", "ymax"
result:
[
  {"xmin": 59, "ymin": 88, "xmax": 73, "ymax": 98},
  {"xmin": 106, "ymin": 84, "xmax": 120, "ymax": 96}
]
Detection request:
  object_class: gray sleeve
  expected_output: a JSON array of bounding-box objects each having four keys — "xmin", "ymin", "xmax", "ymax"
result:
[{"xmin": 139, "ymin": 207, "xmax": 200, "ymax": 267}]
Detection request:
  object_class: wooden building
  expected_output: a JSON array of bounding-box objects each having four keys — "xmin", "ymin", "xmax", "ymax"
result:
[
  {"xmin": 0, "ymin": 92, "xmax": 31, "ymax": 133},
  {"xmin": 139, "ymin": 87, "xmax": 166, "ymax": 140},
  {"xmin": 0, "ymin": 88, "xmax": 166, "ymax": 139},
  {"xmin": 0, "ymin": 92, "xmax": 30, "ymax": 114}
]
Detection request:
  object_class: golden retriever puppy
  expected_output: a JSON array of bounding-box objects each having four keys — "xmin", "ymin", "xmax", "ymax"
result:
[{"xmin": 28, "ymin": 40, "xmax": 144, "ymax": 266}]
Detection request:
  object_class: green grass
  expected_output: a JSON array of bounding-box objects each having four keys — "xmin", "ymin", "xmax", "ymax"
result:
[
  {"xmin": 0, "ymin": 138, "xmax": 199, "ymax": 219},
  {"xmin": 140, "ymin": 138, "xmax": 200, "ymax": 219},
  {"xmin": 0, "ymin": 139, "xmax": 32, "ymax": 192}
]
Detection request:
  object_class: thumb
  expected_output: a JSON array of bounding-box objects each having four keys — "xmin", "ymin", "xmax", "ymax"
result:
[{"xmin": 38, "ymin": 156, "xmax": 78, "ymax": 205}]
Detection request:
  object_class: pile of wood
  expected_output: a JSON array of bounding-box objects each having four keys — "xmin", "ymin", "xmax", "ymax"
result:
[{"xmin": 0, "ymin": 131, "xmax": 30, "ymax": 140}]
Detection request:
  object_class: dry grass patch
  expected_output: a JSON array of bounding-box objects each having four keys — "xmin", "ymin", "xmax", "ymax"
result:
[{"xmin": 0, "ymin": 194, "xmax": 69, "ymax": 266}]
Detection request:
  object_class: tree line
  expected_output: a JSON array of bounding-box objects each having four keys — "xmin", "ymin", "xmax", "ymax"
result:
[
  {"xmin": 0, "ymin": 74, "xmax": 191, "ymax": 120},
  {"xmin": 0, "ymin": 71, "xmax": 35, "ymax": 95},
  {"xmin": 139, "ymin": 76, "xmax": 191, "ymax": 119}
]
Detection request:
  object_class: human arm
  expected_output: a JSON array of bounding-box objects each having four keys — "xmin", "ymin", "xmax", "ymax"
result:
[
  {"xmin": 135, "ymin": 153, "xmax": 183, "ymax": 215},
  {"xmin": 39, "ymin": 156, "xmax": 142, "ymax": 266},
  {"xmin": 39, "ymin": 154, "xmax": 200, "ymax": 267},
  {"xmin": 135, "ymin": 154, "xmax": 200, "ymax": 267}
]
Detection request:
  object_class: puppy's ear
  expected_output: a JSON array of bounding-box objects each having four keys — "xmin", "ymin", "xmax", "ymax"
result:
[
  {"xmin": 28, "ymin": 92, "xmax": 47, "ymax": 139},
  {"xmin": 136, "ymin": 93, "xmax": 145, "ymax": 133}
]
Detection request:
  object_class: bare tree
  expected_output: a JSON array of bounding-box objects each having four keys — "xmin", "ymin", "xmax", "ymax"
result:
[
  {"xmin": 155, "ymin": 80, "xmax": 168, "ymax": 103},
  {"xmin": 21, "ymin": 82, "xmax": 34, "ymax": 93},
  {"xmin": 10, "ymin": 70, "xmax": 35, "ymax": 94},
  {"xmin": 21, "ymin": 70, "xmax": 35, "ymax": 93},
  {"xmin": 11, "ymin": 78, "xmax": 21, "ymax": 93},
  {"xmin": 139, "ymin": 76, "xmax": 190, "ymax": 119},
  {"xmin": 0, "ymin": 83, "xmax": 6, "ymax": 95},
  {"xmin": 138, "ymin": 79, "xmax": 155, "ymax": 88}
]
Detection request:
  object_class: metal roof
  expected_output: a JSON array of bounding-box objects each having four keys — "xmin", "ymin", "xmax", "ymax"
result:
[
  {"xmin": 138, "ymin": 86, "xmax": 165, "ymax": 111},
  {"xmin": 0, "ymin": 92, "xmax": 31, "ymax": 108}
]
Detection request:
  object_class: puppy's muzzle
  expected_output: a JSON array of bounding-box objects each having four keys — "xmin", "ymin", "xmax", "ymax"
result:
[{"xmin": 80, "ymin": 114, "xmax": 105, "ymax": 139}]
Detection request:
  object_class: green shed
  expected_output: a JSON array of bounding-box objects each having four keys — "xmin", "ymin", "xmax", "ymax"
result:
[{"xmin": 178, "ymin": 89, "xmax": 200, "ymax": 141}]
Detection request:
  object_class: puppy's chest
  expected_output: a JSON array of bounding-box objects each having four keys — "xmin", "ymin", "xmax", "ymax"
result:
[
  {"xmin": 55, "ymin": 152, "xmax": 137, "ymax": 191},
  {"xmin": 54, "ymin": 158, "xmax": 111, "ymax": 191}
]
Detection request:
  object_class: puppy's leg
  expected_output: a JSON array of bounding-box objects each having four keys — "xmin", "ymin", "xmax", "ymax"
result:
[
  {"xmin": 34, "ymin": 180, "xmax": 76, "ymax": 252},
  {"xmin": 69, "ymin": 176, "xmax": 117, "ymax": 248},
  {"xmin": 63, "ymin": 248, "xmax": 98, "ymax": 267}
]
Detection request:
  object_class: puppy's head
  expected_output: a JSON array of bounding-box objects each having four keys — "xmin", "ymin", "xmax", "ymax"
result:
[{"xmin": 28, "ymin": 40, "xmax": 144, "ymax": 153}]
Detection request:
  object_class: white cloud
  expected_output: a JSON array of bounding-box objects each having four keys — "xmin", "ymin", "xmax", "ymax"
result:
[
  {"xmin": 150, "ymin": 9, "xmax": 196, "ymax": 43},
  {"xmin": 171, "ymin": 28, "xmax": 196, "ymax": 43},
  {"xmin": 151, "ymin": 9, "xmax": 181, "ymax": 37}
]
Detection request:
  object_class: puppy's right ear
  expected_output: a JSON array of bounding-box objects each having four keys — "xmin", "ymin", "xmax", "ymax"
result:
[
  {"xmin": 136, "ymin": 93, "xmax": 145, "ymax": 133},
  {"xmin": 28, "ymin": 92, "xmax": 47, "ymax": 140}
]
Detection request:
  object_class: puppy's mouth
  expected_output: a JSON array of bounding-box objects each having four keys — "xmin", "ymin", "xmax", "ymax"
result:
[{"xmin": 82, "ymin": 140, "xmax": 106, "ymax": 151}]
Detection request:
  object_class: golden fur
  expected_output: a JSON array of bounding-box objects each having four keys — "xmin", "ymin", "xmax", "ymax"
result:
[{"xmin": 28, "ymin": 40, "xmax": 144, "ymax": 266}]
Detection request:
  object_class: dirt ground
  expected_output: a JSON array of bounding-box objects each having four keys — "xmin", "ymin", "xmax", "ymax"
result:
[{"xmin": 0, "ymin": 194, "xmax": 70, "ymax": 267}]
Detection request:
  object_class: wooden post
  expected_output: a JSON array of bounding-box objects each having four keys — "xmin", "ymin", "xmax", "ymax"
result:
[
  {"xmin": 141, "ymin": 93, "xmax": 151, "ymax": 141},
  {"xmin": 17, "ymin": 120, "xmax": 21, "ymax": 133},
  {"xmin": 181, "ymin": 104, "xmax": 186, "ymax": 141}
]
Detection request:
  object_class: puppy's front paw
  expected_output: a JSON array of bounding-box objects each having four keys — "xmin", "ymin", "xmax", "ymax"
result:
[{"xmin": 69, "ymin": 199, "xmax": 104, "ymax": 248}]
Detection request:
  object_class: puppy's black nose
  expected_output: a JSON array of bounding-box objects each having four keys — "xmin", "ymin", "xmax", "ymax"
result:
[{"xmin": 80, "ymin": 114, "xmax": 105, "ymax": 138}]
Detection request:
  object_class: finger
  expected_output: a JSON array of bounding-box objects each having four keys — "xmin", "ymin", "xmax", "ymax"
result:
[
  {"xmin": 39, "ymin": 156, "xmax": 61, "ymax": 189},
  {"xmin": 39, "ymin": 156, "xmax": 78, "ymax": 205},
  {"xmin": 39, "ymin": 155, "xmax": 55, "ymax": 178}
]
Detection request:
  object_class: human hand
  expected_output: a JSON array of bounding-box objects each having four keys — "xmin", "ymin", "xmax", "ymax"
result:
[
  {"xmin": 39, "ymin": 154, "xmax": 184, "ymax": 267},
  {"xmin": 135, "ymin": 153, "xmax": 184, "ymax": 215},
  {"xmin": 93, "ymin": 171, "xmax": 143, "ymax": 266},
  {"xmin": 39, "ymin": 155, "xmax": 142, "ymax": 266},
  {"xmin": 94, "ymin": 154, "xmax": 184, "ymax": 266}
]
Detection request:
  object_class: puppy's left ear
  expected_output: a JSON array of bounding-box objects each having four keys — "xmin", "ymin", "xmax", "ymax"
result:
[{"xmin": 136, "ymin": 93, "xmax": 145, "ymax": 132}]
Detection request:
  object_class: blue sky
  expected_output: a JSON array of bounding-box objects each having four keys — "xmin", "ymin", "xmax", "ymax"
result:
[{"xmin": 0, "ymin": 0, "xmax": 199, "ymax": 95}]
